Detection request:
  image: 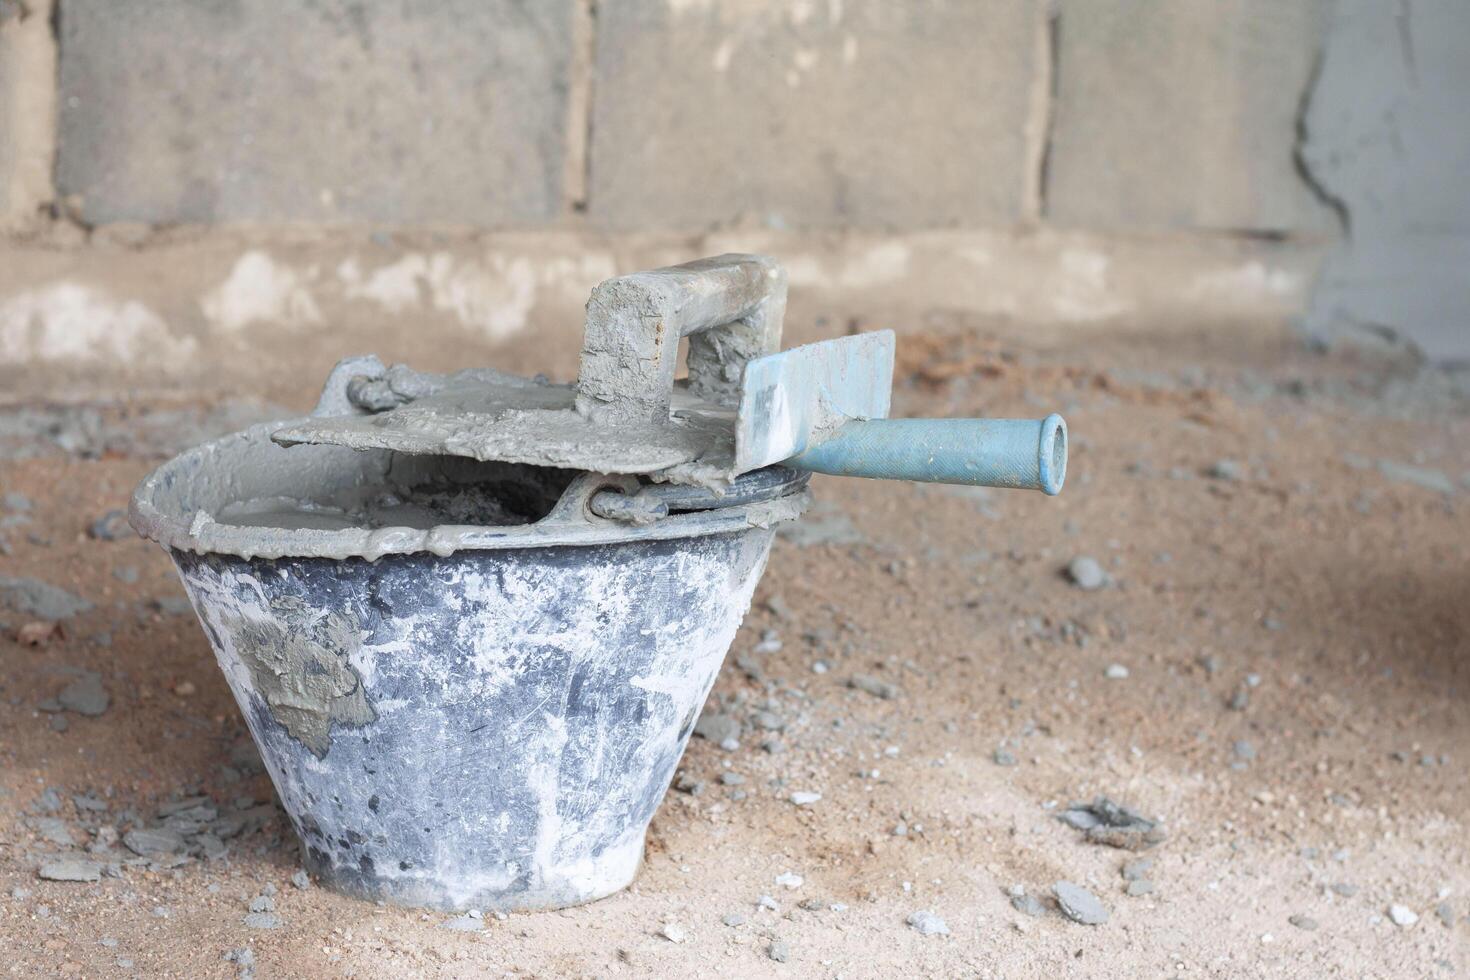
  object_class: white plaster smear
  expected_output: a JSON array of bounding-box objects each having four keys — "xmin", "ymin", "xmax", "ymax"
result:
[
  {"xmin": 0, "ymin": 282, "xmax": 194, "ymax": 365},
  {"xmin": 338, "ymin": 251, "xmax": 617, "ymax": 340},
  {"xmin": 203, "ymin": 250, "xmax": 322, "ymax": 332}
]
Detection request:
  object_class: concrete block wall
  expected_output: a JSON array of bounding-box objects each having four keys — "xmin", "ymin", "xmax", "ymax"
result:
[
  {"xmin": 6, "ymin": 0, "xmax": 1405, "ymax": 393},
  {"xmin": 8, "ymin": 0, "xmax": 1332, "ymax": 238}
]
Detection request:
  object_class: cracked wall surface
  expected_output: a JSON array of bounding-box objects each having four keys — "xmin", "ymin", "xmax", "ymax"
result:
[{"xmin": 1298, "ymin": 0, "xmax": 1470, "ymax": 362}]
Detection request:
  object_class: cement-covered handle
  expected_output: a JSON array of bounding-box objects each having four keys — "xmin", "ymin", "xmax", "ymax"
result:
[
  {"xmin": 575, "ymin": 254, "xmax": 787, "ymax": 423},
  {"xmin": 788, "ymin": 415, "xmax": 1068, "ymax": 495}
]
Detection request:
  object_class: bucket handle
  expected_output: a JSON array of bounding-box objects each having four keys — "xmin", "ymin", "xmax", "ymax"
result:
[{"xmin": 574, "ymin": 254, "xmax": 787, "ymax": 424}]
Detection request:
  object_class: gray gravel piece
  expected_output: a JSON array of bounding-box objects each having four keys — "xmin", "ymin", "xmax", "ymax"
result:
[
  {"xmin": 0, "ymin": 576, "xmax": 93, "ymax": 620},
  {"xmin": 37, "ymin": 858, "xmax": 103, "ymax": 882},
  {"xmin": 1209, "ymin": 459, "xmax": 1244, "ymax": 481},
  {"xmin": 243, "ymin": 912, "xmax": 281, "ymax": 930},
  {"xmin": 122, "ymin": 827, "xmax": 185, "ymax": 856},
  {"xmin": 1010, "ymin": 892, "xmax": 1044, "ymax": 917},
  {"xmin": 1054, "ymin": 881, "xmax": 1109, "ymax": 925},
  {"xmin": 1121, "ymin": 857, "xmax": 1154, "ymax": 881},
  {"xmin": 88, "ymin": 510, "xmax": 131, "ymax": 541},
  {"xmin": 1125, "ymin": 880, "xmax": 1155, "ymax": 897},
  {"xmin": 993, "ymin": 747, "xmax": 1018, "ymax": 767},
  {"xmin": 848, "ymin": 674, "xmax": 901, "ymax": 699},
  {"xmin": 768, "ymin": 941, "xmax": 791, "ymax": 962},
  {"xmin": 721, "ymin": 912, "xmax": 746, "ymax": 927},
  {"xmin": 32, "ymin": 817, "xmax": 76, "ymax": 847},
  {"xmin": 3, "ymin": 492, "xmax": 32, "ymax": 511},
  {"xmin": 1066, "ymin": 556, "xmax": 1106, "ymax": 590},
  {"xmin": 291, "ymin": 870, "xmax": 311, "ymax": 889},
  {"xmin": 1058, "ymin": 797, "xmax": 1166, "ymax": 850},
  {"xmin": 1288, "ymin": 913, "xmax": 1319, "ymax": 930},
  {"xmin": 693, "ymin": 712, "xmax": 741, "ymax": 745},
  {"xmin": 59, "ymin": 673, "xmax": 109, "ymax": 716},
  {"xmin": 1435, "ymin": 902, "xmax": 1455, "ymax": 927},
  {"xmin": 906, "ymin": 910, "xmax": 950, "ymax": 936},
  {"xmin": 1377, "ymin": 459, "xmax": 1455, "ymax": 495}
]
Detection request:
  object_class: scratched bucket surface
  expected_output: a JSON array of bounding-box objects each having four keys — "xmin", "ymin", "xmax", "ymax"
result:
[{"xmin": 131, "ymin": 423, "xmax": 801, "ymax": 911}]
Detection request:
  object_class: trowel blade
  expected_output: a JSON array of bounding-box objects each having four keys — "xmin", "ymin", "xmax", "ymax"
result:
[{"xmin": 734, "ymin": 331, "xmax": 895, "ymax": 474}]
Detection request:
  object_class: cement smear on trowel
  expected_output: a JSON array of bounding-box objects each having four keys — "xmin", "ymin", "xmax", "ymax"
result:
[
  {"xmin": 272, "ymin": 366, "xmax": 741, "ymax": 488},
  {"xmin": 224, "ymin": 595, "xmax": 374, "ymax": 758}
]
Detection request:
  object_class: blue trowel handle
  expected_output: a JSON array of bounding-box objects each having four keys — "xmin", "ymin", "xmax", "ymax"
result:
[{"xmin": 786, "ymin": 414, "xmax": 1067, "ymax": 495}]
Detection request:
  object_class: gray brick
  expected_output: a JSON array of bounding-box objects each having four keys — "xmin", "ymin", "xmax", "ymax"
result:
[
  {"xmin": 1046, "ymin": 0, "xmax": 1334, "ymax": 233},
  {"xmin": 588, "ymin": 0, "xmax": 1037, "ymax": 231},
  {"xmin": 56, "ymin": 1, "xmax": 572, "ymax": 225}
]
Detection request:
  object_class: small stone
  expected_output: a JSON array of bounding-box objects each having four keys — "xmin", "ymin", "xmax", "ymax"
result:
[
  {"xmin": 1066, "ymin": 556, "xmax": 1106, "ymax": 591},
  {"xmin": 1054, "ymin": 881, "xmax": 1109, "ymax": 925},
  {"xmin": 1227, "ymin": 688, "xmax": 1250, "ymax": 711},
  {"xmin": 225, "ymin": 949, "xmax": 255, "ymax": 966},
  {"xmin": 767, "ymin": 941, "xmax": 791, "ymax": 962},
  {"xmin": 760, "ymin": 737, "xmax": 786, "ymax": 754},
  {"xmin": 37, "ymin": 858, "xmax": 103, "ymax": 882},
  {"xmin": 719, "ymin": 772, "xmax": 745, "ymax": 786},
  {"xmin": 88, "ymin": 510, "xmax": 130, "ymax": 541},
  {"xmin": 848, "ymin": 674, "xmax": 900, "ymax": 699},
  {"xmin": 123, "ymin": 827, "xmax": 185, "ymax": 856},
  {"xmin": 774, "ymin": 871, "xmax": 804, "ymax": 889},
  {"xmin": 18, "ymin": 621, "xmax": 60, "ymax": 646},
  {"xmin": 1121, "ymin": 857, "xmax": 1154, "ymax": 881},
  {"xmin": 440, "ymin": 914, "xmax": 482, "ymax": 932},
  {"xmin": 33, "ymin": 817, "xmax": 76, "ymax": 847},
  {"xmin": 757, "ymin": 894, "xmax": 780, "ymax": 911},
  {"xmin": 1209, "ymin": 459, "xmax": 1244, "ymax": 481},
  {"xmin": 1059, "ymin": 797, "xmax": 1165, "ymax": 850},
  {"xmin": 1233, "ymin": 740, "xmax": 1256, "ymax": 761},
  {"xmin": 112, "ymin": 566, "xmax": 139, "ymax": 584},
  {"xmin": 790, "ymin": 791, "xmax": 821, "ymax": 806},
  {"xmin": 658, "ymin": 922, "xmax": 687, "ymax": 943},
  {"xmin": 721, "ymin": 912, "xmax": 746, "ymax": 927},
  {"xmin": 1104, "ymin": 663, "xmax": 1129, "ymax": 680},
  {"xmin": 49, "ymin": 715, "xmax": 68, "ymax": 732},
  {"xmin": 243, "ymin": 911, "xmax": 280, "ymax": 929},
  {"xmin": 0, "ymin": 576, "xmax": 93, "ymax": 620},
  {"xmin": 173, "ymin": 681, "xmax": 197, "ymax": 697},
  {"xmin": 37, "ymin": 787, "xmax": 63, "ymax": 812},
  {"xmin": 1125, "ymin": 880, "xmax": 1155, "ymax": 897},
  {"xmin": 1288, "ymin": 913, "xmax": 1319, "ymax": 930},
  {"xmin": 58, "ymin": 673, "xmax": 109, "ymax": 717},
  {"xmin": 4, "ymin": 493, "xmax": 32, "ymax": 511},
  {"xmin": 291, "ymin": 869, "xmax": 311, "ymax": 889},
  {"xmin": 1331, "ymin": 882, "xmax": 1357, "ymax": 897},
  {"xmin": 1389, "ymin": 904, "xmax": 1418, "ymax": 927},
  {"xmin": 693, "ymin": 712, "xmax": 741, "ymax": 745},
  {"xmin": 1010, "ymin": 892, "xmax": 1044, "ymax": 917},
  {"xmin": 752, "ymin": 710, "xmax": 785, "ymax": 731},
  {"xmin": 1435, "ymin": 902, "xmax": 1454, "ymax": 927},
  {"xmin": 993, "ymin": 747, "xmax": 1018, "ymax": 767},
  {"xmin": 906, "ymin": 910, "xmax": 949, "ymax": 936},
  {"xmin": 248, "ymin": 895, "xmax": 274, "ymax": 913}
]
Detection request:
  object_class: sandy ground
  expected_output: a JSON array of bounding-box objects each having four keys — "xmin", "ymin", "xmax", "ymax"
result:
[{"xmin": 1, "ymin": 325, "xmax": 1467, "ymax": 978}]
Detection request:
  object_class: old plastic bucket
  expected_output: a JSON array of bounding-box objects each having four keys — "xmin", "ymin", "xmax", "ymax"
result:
[{"xmin": 129, "ymin": 420, "xmax": 806, "ymax": 911}]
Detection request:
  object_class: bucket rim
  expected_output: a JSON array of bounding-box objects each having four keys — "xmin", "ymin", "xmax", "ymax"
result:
[{"xmin": 130, "ymin": 419, "xmax": 808, "ymax": 562}]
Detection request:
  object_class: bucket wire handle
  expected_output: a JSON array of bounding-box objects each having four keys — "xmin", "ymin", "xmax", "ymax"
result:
[{"xmin": 574, "ymin": 254, "xmax": 787, "ymax": 424}]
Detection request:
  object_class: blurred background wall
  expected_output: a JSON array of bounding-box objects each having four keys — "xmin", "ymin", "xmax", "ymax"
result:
[{"xmin": 0, "ymin": 0, "xmax": 1465, "ymax": 399}]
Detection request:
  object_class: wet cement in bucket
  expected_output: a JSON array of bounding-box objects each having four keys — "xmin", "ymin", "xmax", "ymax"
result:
[{"xmin": 214, "ymin": 463, "xmax": 578, "ymax": 534}]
